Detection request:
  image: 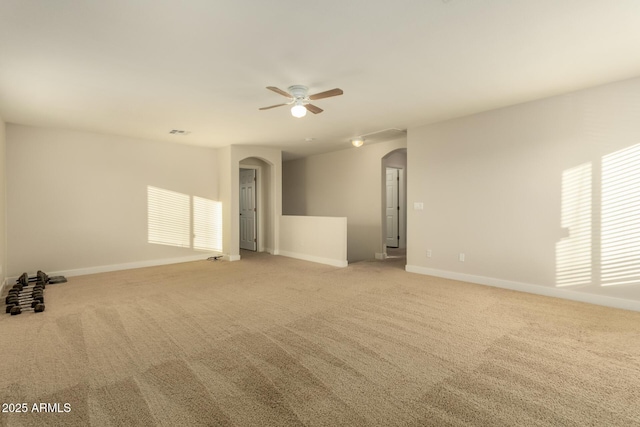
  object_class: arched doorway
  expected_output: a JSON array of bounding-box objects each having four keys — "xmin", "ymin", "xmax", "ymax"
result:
[
  {"xmin": 239, "ymin": 157, "xmax": 273, "ymax": 253},
  {"xmin": 381, "ymin": 148, "xmax": 407, "ymax": 259}
]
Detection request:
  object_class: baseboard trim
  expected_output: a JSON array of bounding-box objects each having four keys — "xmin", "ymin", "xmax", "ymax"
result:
[
  {"xmin": 375, "ymin": 252, "xmax": 386, "ymax": 260},
  {"xmin": 278, "ymin": 250, "xmax": 348, "ymax": 268},
  {"xmin": 405, "ymin": 265, "xmax": 640, "ymax": 312},
  {"xmin": 6, "ymin": 254, "xmax": 223, "ymax": 282}
]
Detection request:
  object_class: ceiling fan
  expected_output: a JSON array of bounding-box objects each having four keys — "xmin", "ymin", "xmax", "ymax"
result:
[{"xmin": 259, "ymin": 85, "xmax": 343, "ymax": 118}]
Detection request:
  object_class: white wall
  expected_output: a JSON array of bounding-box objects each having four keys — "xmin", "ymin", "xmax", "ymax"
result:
[
  {"xmin": 283, "ymin": 138, "xmax": 407, "ymax": 262},
  {"xmin": 280, "ymin": 215, "xmax": 347, "ymax": 267},
  {"xmin": 0, "ymin": 116, "xmax": 6, "ymax": 285},
  {"xmin": 6, "ymin": 125, "xmax": 220, "ymax": 276},
  {"xmin": 407, "ymin": 76, "xmax": 640, "ymax": 308}
]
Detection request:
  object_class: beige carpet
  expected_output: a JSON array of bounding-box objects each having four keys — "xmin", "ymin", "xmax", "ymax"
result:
[{"xmin": 1, "ymin": 252, "xmax": 640, "ymax": 426}]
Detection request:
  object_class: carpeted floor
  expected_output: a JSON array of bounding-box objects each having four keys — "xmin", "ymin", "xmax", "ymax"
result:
[{"xmin": 1, "ymin": 252, "xmax": 640, "ymax": 426}]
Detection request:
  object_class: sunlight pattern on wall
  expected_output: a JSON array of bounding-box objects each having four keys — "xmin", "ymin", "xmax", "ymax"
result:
[
  {"xmin": 601, "ymin": 144, "xmax": 640, "ymax": 286},
  {"xmin": 147, "ymin": 186, "xmax": 222, "ymax": 252},
  {"xmin": 193, "ymin": 196, "xmax": 223, "ymax": 251},
  {"xmin": 556, "ymin": 163, "xmax": 592, "ymax": 287},
  {"xmin": 148, "ymin": 186, "xmax": 191, "ymax": 248}
]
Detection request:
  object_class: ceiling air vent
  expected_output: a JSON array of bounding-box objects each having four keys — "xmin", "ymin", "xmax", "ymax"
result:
[{"xmin": 169, "ymin": 129, "xmax": 191, "ymax": 135}]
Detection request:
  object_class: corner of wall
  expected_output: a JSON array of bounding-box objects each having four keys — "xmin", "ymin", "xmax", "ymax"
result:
[
  {"xmin": 405, "ymin": 76, "xmax": 640, "ymax": 312},
  {"xmin": 406, "ymin": 264, "xmax": 640, "ymax": 313},
  {"xmin": 0, "ymin": 116, "xmax": 6, "ymax": 287}
]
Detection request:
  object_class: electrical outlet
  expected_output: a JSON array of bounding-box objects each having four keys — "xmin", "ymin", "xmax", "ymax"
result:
[
  {"xmin": 459, "ymin": 253, "xmax": 465, "ymax": 262},
  {"xmin": 426, "ymin": 250, "xmax": 432, "ymax": 258}
]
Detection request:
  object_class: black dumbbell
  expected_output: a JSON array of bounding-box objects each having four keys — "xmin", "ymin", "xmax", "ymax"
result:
[
  {"xmin": 16, "ymin": 271, "xmax": 49, "ymax": 286},
  {"xmin": 6, "ymin": 299, "xmax": 44, "ymax": 311},
  {"xmin": 15, "ymin": 277, "xmax": 45, "ymax": 286},
  {"xmin": 8, "ymin": 286, "xmax": 43, "ymax": 297},
  {"xmin": 6, "ymin": 292, "xmax": 44, "ymax": 306},
  {"xmin": 8, "ymin": 286, "xmax": 44, "ymax": 295},
  {"xmin": 6, "ymin": 293, "xmax": 44, "ymax": 305},
  {"xmin": 6, "ymin": 299, "xmax": 43, "ymax": 313},
  {"xmin": 13, "ymin": 280, "xmax": 46, "ymax": 289},
  {"xmin": 8, "ymin": 303, "xmax": 45, "ymax": 315},
  {"xmin": 15, "ymin": 272, "xmax": 40, "ymax": 285},
  {"xmin": 11, "ymin": 281, "xmax": 44, "ymax": 290},
  {"xmin": 7, "ymin": 289, "xmax": 44, "ymax": 299},
  {"xmin": 7, "ymin": 289, "xmax": 44, "ymax": 300},
  {"xmin": 4, "ymin": 292, "xmax": 44, "ymax": 304},
  {"xmin": 13, "ymin": 280, "xmax": 46, "ymax": 291},
  {"xmin": 9, "ymin": 285, "xmax": 44, "ymax": 296}
]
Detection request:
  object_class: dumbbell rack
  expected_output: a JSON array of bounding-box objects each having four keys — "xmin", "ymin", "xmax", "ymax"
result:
[{"xmin": 4, "ymin": 271, "xmax": 48, "ymax": 315}]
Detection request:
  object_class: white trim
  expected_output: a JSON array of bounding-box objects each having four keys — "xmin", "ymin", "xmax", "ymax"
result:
[
  {"xmin": 405, "ymin": 265, "xmax": 640, "ymax": 313},
  {"xmin": 279, "ymin": 250, "xmax": 348, "ymax": 268},
  {"xmin": 7, "ymin": 254, "xmax": 223, "ymax": 281},
  {"xmin": 228, "ymin": 254, "xmax": 241, "ymax": 261}
]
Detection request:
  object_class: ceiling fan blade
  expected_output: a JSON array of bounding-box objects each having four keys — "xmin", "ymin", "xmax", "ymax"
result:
[
  {"xmin": 259, "ymin": 103, "xmax": 288, "ymax": 110},
  {"xmin": 266, "ymin": 86, "xmax": 293, "ymax": 99},
  {"xmin": 308, "ymin": 88, "xmax": 343, "ymax": 100},
  {"xmin": 305, "ymin": 104, "xmax": 323, "ymax": 114}
]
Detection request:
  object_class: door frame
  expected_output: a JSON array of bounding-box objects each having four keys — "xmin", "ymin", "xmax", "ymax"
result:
[
  {"xmin": 239, "ymin": 164, "xmax": 264, "ymax": 252},
  {"xmin": 385, "ymin": 167, "xmax": 401, "ymax": 249},
  {"xmin": 379, "ymin": 148, "xmax": 407, "ymax": 259},
  {"xmin": 395, "ymin": 168, "xmax": 406, "ymax": 249}
]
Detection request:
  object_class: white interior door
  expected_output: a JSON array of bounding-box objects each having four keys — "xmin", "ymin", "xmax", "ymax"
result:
[
  {"xmin": 386, "ymin": 168, "xmax": 399, "ymax": 248},
  {"xmin": 239, "ymin": 168, "xmax": 257, "ymax": 251}
]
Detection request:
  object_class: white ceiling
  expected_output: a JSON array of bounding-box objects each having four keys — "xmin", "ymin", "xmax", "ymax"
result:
[{"xmin": 1, "ymin": 0, "xmax": 640, "ymax": 160}]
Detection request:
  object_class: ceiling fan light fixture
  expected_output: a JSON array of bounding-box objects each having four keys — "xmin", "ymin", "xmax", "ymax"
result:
[
  {"xmin": 261, "ymin": 85, "xmax": 343, "ymax": 117},
  {"xmin": 291, "ymin": 102, "xmax": 307, "ymax": 118},
  {"xmin": 351, "ymin": 138, "xmax": 364, "ymax": 148}
]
